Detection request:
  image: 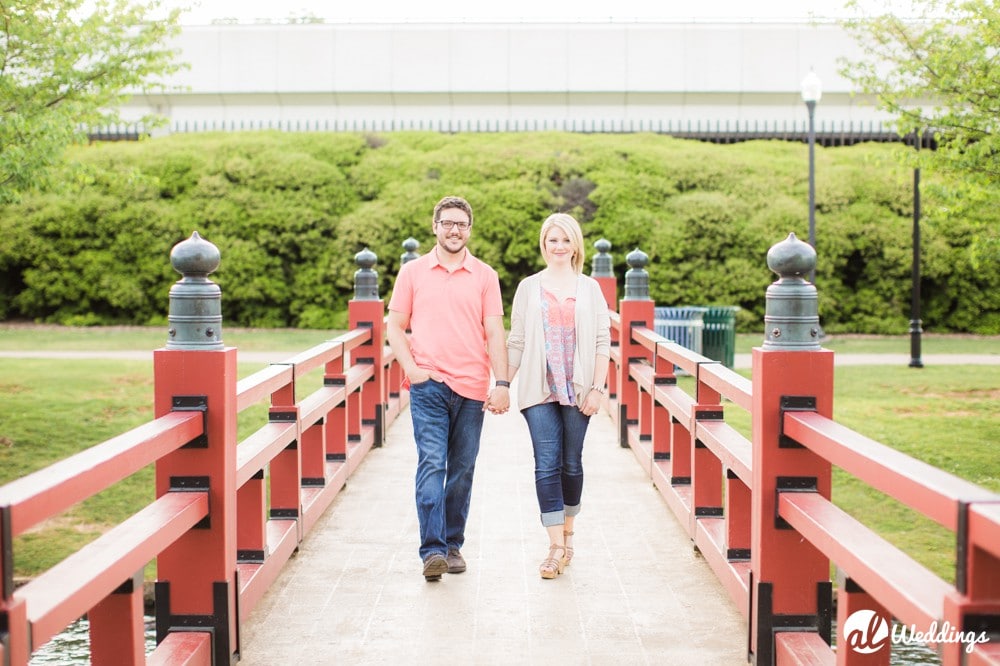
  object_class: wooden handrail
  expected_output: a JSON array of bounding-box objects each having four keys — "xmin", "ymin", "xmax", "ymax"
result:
[
  {"xmin": 236, "ymin": 422, "xmax": 298, "ymax": 488},
  {"xmin": 0, "ymin": 412, "xmax": 203, "ymax": 536},
  {"xmin": 784, "ymin": 411, "xmax": 996, "ymax": 531},
  {"xmin": 16, "ymin": 491, "xmax": 209, "ymax": 648},
  {"xmin": 779, "ymin": 491, "xmax": 949, "ymax": 630},
  {"xmin": 237, "ymin": 364, "xmax": 294, "ymax": 413}
]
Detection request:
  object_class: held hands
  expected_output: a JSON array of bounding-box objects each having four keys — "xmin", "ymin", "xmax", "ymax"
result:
[
  {"xmin": 580, "ymin": 388, "xmax": 603, "ymax": 417},
  {"xmin": 484, "ymin": 386, "xmax": 510, "ymax": 415}
]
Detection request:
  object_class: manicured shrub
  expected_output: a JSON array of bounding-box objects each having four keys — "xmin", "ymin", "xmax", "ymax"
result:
[{"xmin": 0, "ymin": 131, "xmax": 996, "ymax": 334}]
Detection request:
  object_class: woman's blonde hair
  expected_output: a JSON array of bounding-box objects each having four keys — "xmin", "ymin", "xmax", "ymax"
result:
[{"xmin": 539, "ymin": 213, "xmax": 585, "ymax": 274}]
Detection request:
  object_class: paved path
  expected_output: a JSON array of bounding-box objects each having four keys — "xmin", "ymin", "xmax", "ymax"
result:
[{"xmin": 235, "ymin": 401, "xmax": 748, "ymax": 665}]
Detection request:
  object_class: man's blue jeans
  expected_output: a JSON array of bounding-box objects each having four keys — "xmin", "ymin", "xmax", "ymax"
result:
[
  {"xmin": 408, "ymin": 379, "xmax": 485, "ymax": 560},
  {"xmin": 521, "ymin": 402, "xmax": 590, "ymax": 527}
]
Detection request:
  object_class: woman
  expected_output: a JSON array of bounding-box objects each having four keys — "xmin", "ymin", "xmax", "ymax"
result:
[{"xmin": 507, "ymin": 213, "xmax": 611, "ymax": 579}]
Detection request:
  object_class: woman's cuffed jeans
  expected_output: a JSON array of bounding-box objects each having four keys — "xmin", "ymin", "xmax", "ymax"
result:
[
  {"xmin": 408, "ymin": 379, "xmax": 485, "ymax": 560},
  {"xmin": 521, "ymin": 402, "xmax": 590, "ymax": 527}
]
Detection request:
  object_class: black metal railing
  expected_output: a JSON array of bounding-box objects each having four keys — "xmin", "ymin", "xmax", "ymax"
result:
[{"xmin": 88, "ymin": 117, "xmax": 922, "ymax": 148}]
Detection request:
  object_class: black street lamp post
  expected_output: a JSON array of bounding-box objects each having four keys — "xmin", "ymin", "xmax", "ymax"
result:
[
  {"xmin": 910, "ymin": 131, "xmax": 924, "ymax": 368},
  {"xmin": 801, "ymin": 71, "xmax": 822, "ymax": 285}
]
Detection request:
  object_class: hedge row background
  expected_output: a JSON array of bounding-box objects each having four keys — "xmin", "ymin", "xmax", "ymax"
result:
[{"xmin": 1, "ymin": 130, "xmax": 997, "ymax": 334}]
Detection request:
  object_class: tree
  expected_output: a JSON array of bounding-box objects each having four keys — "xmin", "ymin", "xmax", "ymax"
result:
[
  {"xmin": 0, "ymin": 0, "xmax": 185, "ymax": 203},
  {"xmin": 839, "ymin": 0, "xmax": 1000, "ymax": 261}
]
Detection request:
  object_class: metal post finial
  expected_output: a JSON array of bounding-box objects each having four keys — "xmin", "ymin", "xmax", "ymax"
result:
[
  {"xmin": 401, "ymin": 237, "xmax": 420, "ymax": 265},
  {"xmin": 623, "ymin": 248, "xmax": 650, "ymax": 301},
  {"xmin": 591, "ymin": 238, "xmax": 614, "ymax": 277},
  {"xmin": 354, "ymin": 247, "xmax": 379, "ymax": 300},
  {"xmin": 763, "ymin": 233, "xmax": 821, "ymax": 350},
  {"xmin": 167, "ymin": 231, "xmax": 224, "ymax": 350}
]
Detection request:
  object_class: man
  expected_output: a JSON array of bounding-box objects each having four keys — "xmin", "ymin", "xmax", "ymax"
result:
[{"xmin": 386, "ymin": 195, "xmax": 510, "ymax": 581}]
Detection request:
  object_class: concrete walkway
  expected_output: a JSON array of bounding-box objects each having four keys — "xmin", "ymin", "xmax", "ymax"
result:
[{"xmin": 235, "ymin": 401, "xmax": 748, "ymax": 665}]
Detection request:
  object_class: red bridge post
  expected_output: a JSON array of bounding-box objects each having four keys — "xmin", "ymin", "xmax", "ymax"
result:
[
  {"xmin": 591, "ymin": 239, "xmax": 619, "ymax": 404},
  {"xmin": 617, "ymin": 249, "xmax": 654, "ymax": 447},
  {"xmin": 591, "ymin": 238, "xmax": 618, "ymax": 314},
  {"xmin": 349, "ymin": 248, "xmax": 386, "ymax": 448},
  {"xmin": 942, "ymin": 504, "xmax": 1000, "ymax": 665},
  {"xmin": 750, "ymin": 233, "xmax": 834, "ymax": 665},
  {"xmin": 89, "ymin": 572, "xmax": 145, "ymax": 665},
  {"xmin": 150, "ymin": 232, "xmax": 239, "ymax": 665}
]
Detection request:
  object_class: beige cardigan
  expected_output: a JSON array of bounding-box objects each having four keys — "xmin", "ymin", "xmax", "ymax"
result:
[{"xmin": 507, "ymin": 272, "xmax": 612, "ymax": 410}]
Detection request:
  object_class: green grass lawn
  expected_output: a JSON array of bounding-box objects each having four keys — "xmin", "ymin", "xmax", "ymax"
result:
[
  {"xmin": 0, "ymin": 323, "xmax": 339, "ymax": 352},
  {"xmin": 2, "ymin": 327, "xmax": 999, "ymax": 585},
  {"xmin": 734, "ymin": 332, "xmax": 1000, "ymax": 355},
  {"xmin": 3, "ymin": 324, "xmax": 999, "ymax": 355}
]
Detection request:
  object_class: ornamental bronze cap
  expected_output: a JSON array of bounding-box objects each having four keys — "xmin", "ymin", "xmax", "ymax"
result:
[
  {"xmin": 167, "ymin": 231, "xmax": 224, "ymax": 350},
  {"xmin": 763, "ymin": 233, "xmax": 821, "ymax": 350}
]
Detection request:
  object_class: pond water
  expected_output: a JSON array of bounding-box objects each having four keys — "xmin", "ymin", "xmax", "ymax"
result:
[{"xmin": 29, "ymin": 617, "xmax": 156, "ymax": 665}]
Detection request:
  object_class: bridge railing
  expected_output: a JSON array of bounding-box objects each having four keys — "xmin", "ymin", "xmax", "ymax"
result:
[
  {"xmin": 602, "ymin": 237, "xmax": 1000, "ymax": 665},
  {"xmin": 0, "ymin": 234, "xmax": 404, "ymax": 665}
]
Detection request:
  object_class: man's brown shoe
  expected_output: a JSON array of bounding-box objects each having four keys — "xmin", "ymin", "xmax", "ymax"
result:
[
  {"xmin": 423, "ymin": 553, "xmax": 448, "ymax": 581},
  {"xmin": 446, "ymin": 548, "xmax": 466, "ymax": 574}
]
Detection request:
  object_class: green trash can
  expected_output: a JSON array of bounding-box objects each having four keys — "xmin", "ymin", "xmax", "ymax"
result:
[
  {"xmin": 654, "ymin": 307, "xmax": 708, "ymax": 354},
  {"xmin": 700, "ymin": 306, "xmax": 740, "ymax": 369}
]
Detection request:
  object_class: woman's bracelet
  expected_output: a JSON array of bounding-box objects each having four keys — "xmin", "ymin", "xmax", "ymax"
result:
[
  {"xmin": 590, "ymin": 384, "xmax": 607, "ymax": 395},
  {"xmin": 495, "ymin": 380, "xmax": 511, "ymax": 388}
]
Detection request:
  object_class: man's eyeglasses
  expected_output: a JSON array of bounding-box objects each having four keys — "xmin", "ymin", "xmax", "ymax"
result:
[{"xmin": 437, "ymin": 220, "xmax": 471, "ymax": 231}]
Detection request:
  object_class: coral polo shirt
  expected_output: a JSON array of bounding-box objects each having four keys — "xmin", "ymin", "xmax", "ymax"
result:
[{"xmin": 388, "ymin": 247, "xmax": 504, "ymax": 401}]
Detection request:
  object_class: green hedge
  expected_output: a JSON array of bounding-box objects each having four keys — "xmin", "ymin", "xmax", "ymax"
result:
[{"xmin": 1, "ymin": 131, "xmax": 997, "ymax": 334}]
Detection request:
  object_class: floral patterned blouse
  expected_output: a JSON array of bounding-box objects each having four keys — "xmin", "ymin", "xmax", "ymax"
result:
[{"xmin": 540, "ymin": 286, "xmax": 577, "ymax": 406}]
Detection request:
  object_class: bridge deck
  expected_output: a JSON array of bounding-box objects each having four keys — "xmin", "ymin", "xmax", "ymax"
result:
[{"xmin": 236, "ymin": 401, "xmax": 747, "ymax": 665}]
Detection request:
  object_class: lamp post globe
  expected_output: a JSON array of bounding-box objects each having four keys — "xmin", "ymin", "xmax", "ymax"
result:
[
  {"xmin": 801, "ymin": 71, "xmax": 822, "ymax": 284},
  {"xmin": 800, "ymin": 71, "xmax": 822, "ymax": 106}
]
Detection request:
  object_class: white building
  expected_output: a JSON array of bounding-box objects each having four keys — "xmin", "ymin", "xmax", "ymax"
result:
[{"xmin": 116, "ymin": 20, "xmax": 895, "ymax": 140}]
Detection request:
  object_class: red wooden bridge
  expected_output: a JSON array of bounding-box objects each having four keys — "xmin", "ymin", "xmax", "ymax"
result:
[{"xmin": 1, "ymin": 232, "xmax": 998, "ymax": 665}]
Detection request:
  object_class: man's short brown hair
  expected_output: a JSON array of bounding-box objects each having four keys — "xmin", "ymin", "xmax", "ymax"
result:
[{"xmin": 433, "ymin": 196, "xmax": 473, "ymax": 226}]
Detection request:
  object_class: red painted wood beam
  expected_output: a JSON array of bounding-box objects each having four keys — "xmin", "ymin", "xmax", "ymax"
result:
[
  {"xmin": 147, "ymin": 631, "xmax": 213, "ymax": 666},
  {"xmin": 968, "ymin": 641, "xmax": 1000, "ymax": 666},
  {"xmin": 18, "ymin": 491, "xmax": 208, "ymax": 649},
  {"xmin": 235, "ymin": 422, "xmax": 297, "ymax": 488},
  {"xmin": 653, "ymin": 384, "xmax": 695, "ymax": 423},
  {"xmin": 237, "ymin": 518, "xmax": 297, "ymax": 622},
  {"xmin": 283, "ymin": 339, "xmax": 351, "ymax": 378},
  {"xmin": 629, "ymin": 362, "xmax": 654, "ymax": 392},
  {"xmin": 0, "ymin": 412, "xmax": 203, "ymax": 537},
  {"xmin": 339, "ymin": 326, "xmax": 373, "ymax": 354},
  {"xmin": 969, "ymin": 503, "xmax": 1000, "ymax": 563},
  {"xmin": 784, "ymin": 411, "xmax": 995, "ymax": 531},
  {"xmin": 698, "ymin": 362, "xmax": 752, "ymax": 411},
  {"xmin": 779, "ymin": 491, "xmax": 948, "ymax": 630},
  {"xmin": 697, "ymin": 420, "xmax": 752, "ymax": 485},
  {"xmin": 345, "ymin": 362, "xmax": 375, "ymax": 393},
  {"xmin": 298, "ymin": 386, "xmax": 348, "ymax": 430},
  {"xmin": 775, "ymin": 631, "xmax": 835, "ymax": 665},
  {"xmin": 236, "ymin": 364, "xmax": 293, "ymax": 413}
]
